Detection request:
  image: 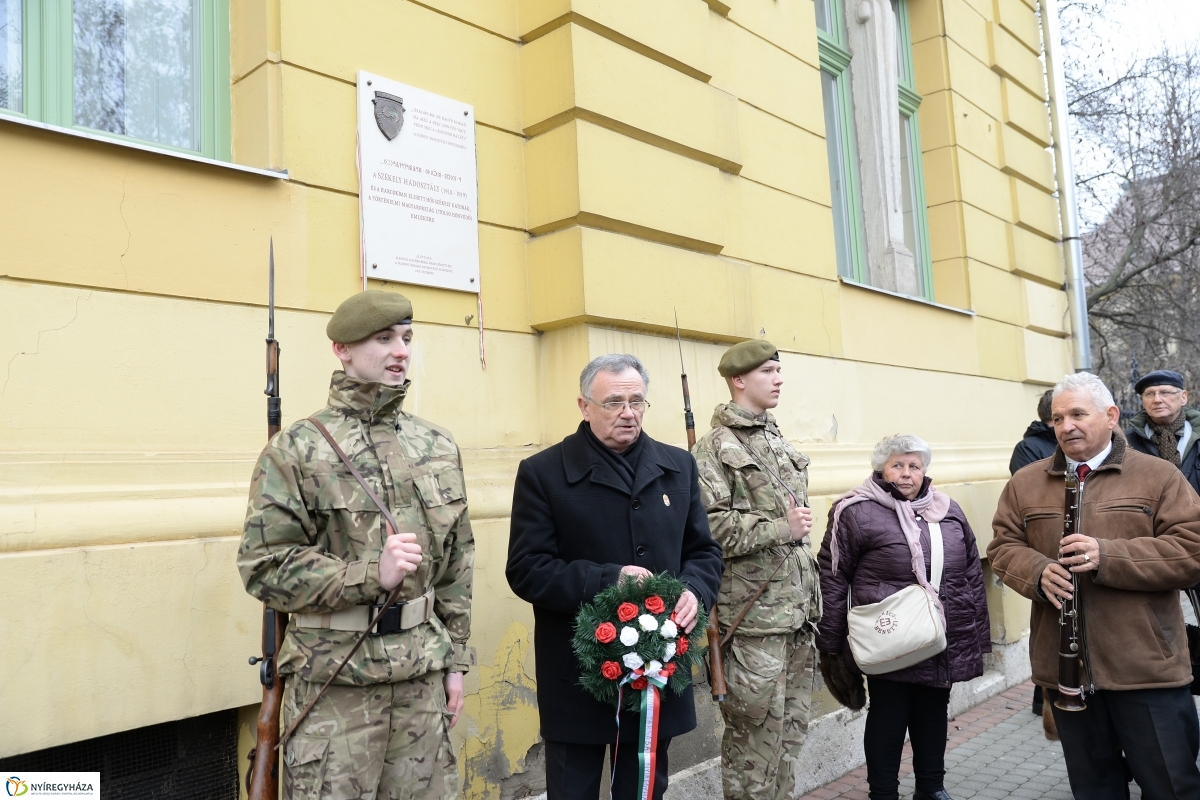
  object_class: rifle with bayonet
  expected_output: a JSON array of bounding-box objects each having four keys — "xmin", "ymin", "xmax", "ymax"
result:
[
  {"xmin": 246, "ymin": 239, "xmax": 287, "ymax": 800},
  {"xmin": 675, "ymin": 312, "xmax": 727, "ymax": 703}
]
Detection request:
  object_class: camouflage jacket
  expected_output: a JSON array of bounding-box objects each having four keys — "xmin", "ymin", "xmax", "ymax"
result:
[
  {"xmin": 692, "ymin": 402, "xmax": 821, "ymax": 637},
  {"xmin": 238, "ymin": 371, "xmax": 475, "ymax": 685}
]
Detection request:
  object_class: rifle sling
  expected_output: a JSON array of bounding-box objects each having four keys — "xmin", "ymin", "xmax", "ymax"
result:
[
  {"xmin": 719, "ymin": 548, "xmax": 795, "ymax": 649},
  {"xmin": 719, "ymin": 427, "xmax": 804, "ymax": 648},
  {"xmin": 277, "ymin": 418, "xmax": 411, "ymax": 751},
  {"xmin": 309, "ymin": 418, "xmax": 403, "ymax": 534}
]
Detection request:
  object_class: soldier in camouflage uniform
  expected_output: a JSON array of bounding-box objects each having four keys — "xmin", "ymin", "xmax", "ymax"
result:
[
  {"xmin": 691, "ymin": 340, "xmax": 822, "ymax": 800},
  {"xmin": 239, "ymin": 290, "xmax": 474, "ymax": 800}
]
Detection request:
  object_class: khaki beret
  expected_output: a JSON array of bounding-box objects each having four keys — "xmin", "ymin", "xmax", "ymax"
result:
[
  {"xmin": 718, "ymin": 339, "xmax": 780, "ymax": 378},
  {"xmin": 326, "ymin": 290, "xmax": 414, "ymax": 343}
]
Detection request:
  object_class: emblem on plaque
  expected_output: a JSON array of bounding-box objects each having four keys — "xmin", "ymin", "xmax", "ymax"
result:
[{"xmin": 373, "ymin": 91, "xmax": 406, "ymax": 140}]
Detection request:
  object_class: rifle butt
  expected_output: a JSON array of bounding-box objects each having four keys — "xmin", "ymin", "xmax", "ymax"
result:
[
  {"xmin": 706, "ymin": 611, "xmax": 727, "ymax": 702},
  {"xmin": 247, "ymin": 606, "xmax": 288, "ymax": 800},
  {"xmin": 247, "ymin": 676, "xmax": 285, "ymax": 800}
]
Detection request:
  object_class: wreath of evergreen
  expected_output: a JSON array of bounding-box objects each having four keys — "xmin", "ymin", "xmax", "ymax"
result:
[{"xmin": 572, "ymin": 572, "xmax": 708, "ymax": 711}]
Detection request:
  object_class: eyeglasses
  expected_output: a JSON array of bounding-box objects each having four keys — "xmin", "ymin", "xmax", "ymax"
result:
[
  {"xmin": 1142, "ymin": 389, "xmax": 1183, "ymax": 400},
  {"xmin": 586, "ymin": 397, "xmax": 651, "ymax": 414}
]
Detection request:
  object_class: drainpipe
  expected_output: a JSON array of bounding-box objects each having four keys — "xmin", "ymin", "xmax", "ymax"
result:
[{"xmin": 1041, "ymin": 0, "xmax": 1092, "ymax": 371}]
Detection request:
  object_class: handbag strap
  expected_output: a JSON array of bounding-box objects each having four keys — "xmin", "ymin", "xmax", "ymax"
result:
[
  {"xmin": 846, "ymin": 520, "xmax": 945, "ymax": 611},
  {"xmin": 928, "ymin": 522, "xmax": 944, "ymax": 592}
]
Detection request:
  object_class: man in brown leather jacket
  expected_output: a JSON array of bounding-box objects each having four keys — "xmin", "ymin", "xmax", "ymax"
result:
[{"xmin": 989, "ymin": 371, "xmax": 1200, "ymax": 799}]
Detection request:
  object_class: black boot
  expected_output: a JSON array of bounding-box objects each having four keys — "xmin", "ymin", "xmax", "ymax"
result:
[
  {"xmin": 1032, "ymin": 684, "xmax": 1044, "ymax": 716},
  {"xmin": 913, "ymin": 791, "xmax": 954, "ymax": 800}
]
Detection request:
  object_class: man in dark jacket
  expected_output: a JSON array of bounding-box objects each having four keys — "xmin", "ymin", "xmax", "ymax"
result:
[
  {"xmin": 1125, "ymin": 369, "xmax": 1200, "ymax": 496},
  {"xmin": 989, "ymin": 372, "xmax": 1200, "ymax": 800},
  {"xmin": 1009, "ymin": 388, "xmax": 1056, "ymax": 716},
  {"xmin": 1010, "ymin": 389, "xmax": 1057, "ymax": 475},
  {"xmin": 506, "ymin": 354, "xmax": 724, "ymax": 800}
]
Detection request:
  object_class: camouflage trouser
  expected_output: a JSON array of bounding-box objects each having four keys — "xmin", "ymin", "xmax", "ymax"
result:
[
  {"xmin": 720, "ymin": 630, "xmax": 817, "ymax": 800},
  {"xmin": 281, "ymin": 670, "xmax": 458, "ymax": 800}
]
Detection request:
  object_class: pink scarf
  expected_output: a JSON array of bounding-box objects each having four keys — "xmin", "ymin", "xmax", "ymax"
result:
[{"xmin": 828, "ymin": 476, "xmax": 951, "ymax": 619}]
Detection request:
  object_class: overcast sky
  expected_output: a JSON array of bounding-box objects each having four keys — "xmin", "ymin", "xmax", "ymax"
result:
[{"xmin": 1078, "ymin": 0, "xmax": 1200, "ymax": 67}]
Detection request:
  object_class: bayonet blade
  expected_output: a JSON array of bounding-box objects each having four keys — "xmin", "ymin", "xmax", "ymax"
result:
[
  {"xmin": 674, "ymin": 309, "xmax": 686, "ymax": 374},
  {"xmin": 268, "ymin": 238, "xmax": 276, "ymax": 339}
]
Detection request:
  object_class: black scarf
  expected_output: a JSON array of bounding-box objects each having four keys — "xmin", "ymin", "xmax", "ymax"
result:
[
  {"xmin": 1150, "ymin": 413, "xmax": 1186, "ymax": 467},
  {"xmin": 581, "ymin": 421, "xmax": 644, "ymax": 489}
]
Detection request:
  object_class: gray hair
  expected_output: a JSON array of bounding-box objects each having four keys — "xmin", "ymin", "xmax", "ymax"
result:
[
  {"xmin": 870, "ymin": 434, "xmax": 933, "ymax": 472},
  {"xmin": 579, "ymin": 354, "xmax": 651, "ymax": 398},
  {"xmin": 1051, "ymin": 372, "xmax": 1116, "ymax": 413}
]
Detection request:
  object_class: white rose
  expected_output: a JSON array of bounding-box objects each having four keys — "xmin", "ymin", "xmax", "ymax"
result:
[
  {"xmin": 620, "ymin": 626, "xmax": 639, "ymax": 646},
  {"xmin": 660, "ymin": 620, "xmax": 678, "ymax": 639},
  {"xmin": 622, "ymin": 652, "xmax": 645, "ymax": 670},
  {"xmin": 663, "ymin": 642, "xmax": 677, "ymax": 662},
  {"xmin": 646, "ymin": 660, "xmax": 663, "ymax": 676},
  {"xmin": 638, "ymin": 614, "xmax": 659, "ymax": 632}
]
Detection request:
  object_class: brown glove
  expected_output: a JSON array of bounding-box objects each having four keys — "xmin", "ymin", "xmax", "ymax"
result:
[{"xmin": 819, "ymin": 651, "xmax": 866, "ymax": 710}]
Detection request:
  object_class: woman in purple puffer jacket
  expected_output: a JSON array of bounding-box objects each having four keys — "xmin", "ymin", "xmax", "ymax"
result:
[{"xmin": 816, "ymin": 435, "xmax": 991, "ymax": 800}]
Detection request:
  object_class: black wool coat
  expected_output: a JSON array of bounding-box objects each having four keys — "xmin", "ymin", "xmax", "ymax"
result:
[
  {"xmin": 1009, "ymin": 421, "xmax": 1058, "ymax": 475},
  {"xmin": 506, "ymin": 423, "xmax": 725, "ymax": 744}
]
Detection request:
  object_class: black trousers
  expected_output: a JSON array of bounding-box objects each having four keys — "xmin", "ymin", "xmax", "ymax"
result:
[
  {"xmin": 864, "ymin": 676, "xmax": 952, "ymax": 800},
  {"xmin": 1050, "ymin": 686, "xmax": 1200, "ymax": 800},
  {"xmin": 544, "ymin": 738, "xmax": 671, "ymax": 800}
]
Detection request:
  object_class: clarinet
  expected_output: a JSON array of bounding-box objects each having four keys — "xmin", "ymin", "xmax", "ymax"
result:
[{"xmin": 1054, "ymin": 469, "xmax": 1088, "ymax": 711}]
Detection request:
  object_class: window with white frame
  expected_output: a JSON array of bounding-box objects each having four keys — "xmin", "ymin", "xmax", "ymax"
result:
[
  {"xmin": 0, "ymin": 0, "xmax": 229, "ymax": 159},
  {"xmin": 817, "ymin": 0, "xmax": 934, "ymax": 301},
  {"xmin": 816, "ymin": 0, "xmax": 867, "ymax": 284}
]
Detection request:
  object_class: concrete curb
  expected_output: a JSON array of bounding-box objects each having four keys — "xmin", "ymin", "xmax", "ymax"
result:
[{"xmin": 526, "ymin": 635, "xmax": 1032, "ymax": 800}]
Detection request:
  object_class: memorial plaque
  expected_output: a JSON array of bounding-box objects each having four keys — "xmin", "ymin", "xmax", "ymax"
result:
[{"xmin": 357, "ymin": 71, "xmax": 480, "ymax": 293}]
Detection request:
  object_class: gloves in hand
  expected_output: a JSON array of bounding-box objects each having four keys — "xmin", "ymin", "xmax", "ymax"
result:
[{"xmin": 819, "ymin": 651, "xmax": 866, "ymax": 710}]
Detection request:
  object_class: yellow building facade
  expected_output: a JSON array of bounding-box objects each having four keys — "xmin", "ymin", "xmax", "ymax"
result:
[{"xmin": 0, "ymin": 0, "xmax": 1072, "ymax": 797}]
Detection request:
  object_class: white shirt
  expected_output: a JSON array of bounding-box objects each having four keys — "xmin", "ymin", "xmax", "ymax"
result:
[{"xmin": 1066, "ymin": 439, "xmax": 1113, "ymax": 475}]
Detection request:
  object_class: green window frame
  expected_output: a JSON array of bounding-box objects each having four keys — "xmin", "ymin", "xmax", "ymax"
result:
[
  {"xmin": 2, "ymin": 0, "xmax": 229, "ymax": 160},
  {"xmin": 816, "ymin": 0, "xmax": 935, "ymax": 300},
  {"xmin": 894, "ymin": 0, "xmax": 934, "ymax": 299},
  {"xmin": 816, "ymin": 0, "xmax": 868, "ymax": 284}
]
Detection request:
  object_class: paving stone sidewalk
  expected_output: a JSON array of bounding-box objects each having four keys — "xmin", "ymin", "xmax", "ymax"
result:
[{"xmin": 797, "ymin": 681, "xmax": 1141, "ymax": 800}]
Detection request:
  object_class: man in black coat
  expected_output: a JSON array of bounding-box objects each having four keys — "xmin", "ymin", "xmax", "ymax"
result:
[
  {"xmin": 1009, "ymin": 389, "xmax": 1059, "ymax": 717},
  {"xmin": 1009, "ymin": 389, "xmax": 1057, "ymax": 476},
  {"xmin": 1125, "ymin": 369, "xmax": 1200, "ymax": 496},
  {"xmin": 506, "ymin": 353, "xmax": 724, "ymax": 800}
]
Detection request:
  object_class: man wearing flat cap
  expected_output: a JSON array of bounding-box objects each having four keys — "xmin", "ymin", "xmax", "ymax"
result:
[
  {"xmin": 239, "ymin": 289, "xmax": 474, "ymax": 800},
  {"xmin": 1125, "ymin": 369, "xmax": 1200, "ymax": 495},
  {"xmin": 691, "ymin": 340, "xmax": 821, "ymax": 800}
]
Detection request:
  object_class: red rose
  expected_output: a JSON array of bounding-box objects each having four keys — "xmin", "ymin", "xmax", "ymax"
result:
[
  {"xmin": 595, "ymin": 622, "xmax": 617, "ymax": 644},
  {"xmin": 661, "ymin": 662, "xmax": 677, "ymax": 678},
  {"xmin": 601, "ymin": 661, "xmax": 623, "ymax": 680},
  {"xmin": 630, "ymin": 676, "xmax": 648, "ymax": 690},
  {"xmin": 677, "ymin": 636, "xmax": 689, "ymax": 655},
  {"xmin": 645, "ymin": 595, "xmax": 666, "ymax": 614},
  {"xmin": 617, "ymin": 602, "xmax": 639, "ymax": 623}
]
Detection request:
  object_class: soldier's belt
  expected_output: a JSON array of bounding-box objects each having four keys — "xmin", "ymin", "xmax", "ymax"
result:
[{"xmin": 292, "ymin": 590, "xmax": 435, "ymax": 635}]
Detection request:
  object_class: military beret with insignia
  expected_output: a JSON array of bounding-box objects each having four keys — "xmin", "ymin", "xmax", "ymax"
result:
[
  {"xmin": 326, "ymin": 290, "xmax": 414, "ymax": 343},
  {"xmin": 718, "ymin": 339, "xmax": 780, "ymax": 378}
]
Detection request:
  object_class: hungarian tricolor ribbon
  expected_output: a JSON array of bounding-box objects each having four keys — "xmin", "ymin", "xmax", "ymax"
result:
[{"xmin": 612, "ymin": 666, "xmax": 669, "ymax": 800}]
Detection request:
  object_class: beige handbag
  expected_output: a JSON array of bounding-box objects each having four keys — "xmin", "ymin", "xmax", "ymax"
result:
[{"xmin": 846, "ymin": 522, "xmax": 947, "ymax": 675}]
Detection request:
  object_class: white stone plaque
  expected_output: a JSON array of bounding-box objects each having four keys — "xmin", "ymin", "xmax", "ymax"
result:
[{"xmin": 357, "ymin": 71, "xmax": 480, "ymax": 293}]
